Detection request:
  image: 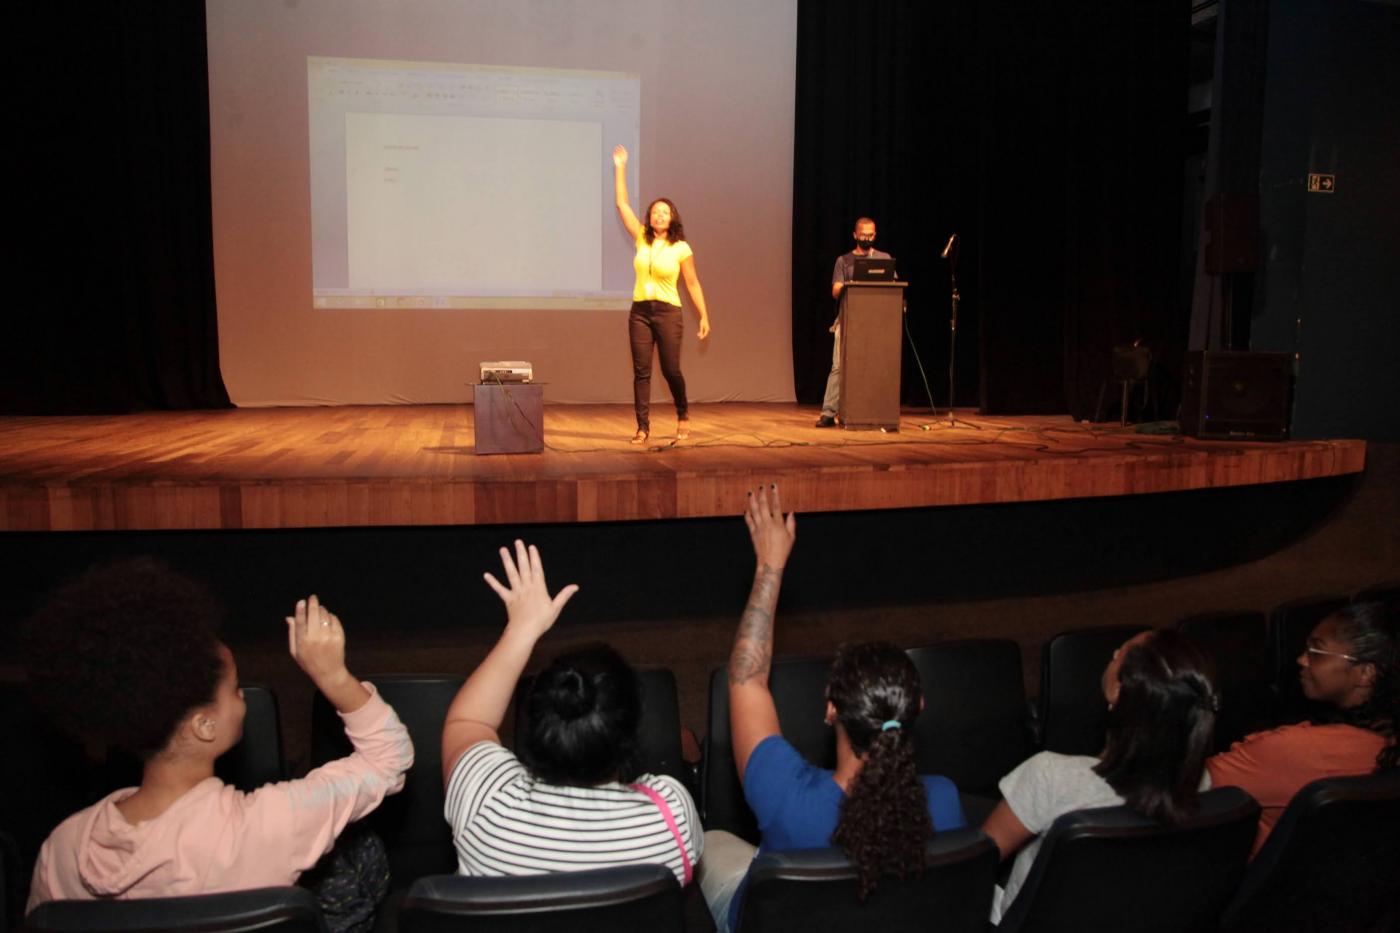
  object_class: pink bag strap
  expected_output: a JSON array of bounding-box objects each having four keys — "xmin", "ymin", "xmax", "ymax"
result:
[{"xmin": 629, "ymin": 782, "xmax": 694, "ymax": 885}]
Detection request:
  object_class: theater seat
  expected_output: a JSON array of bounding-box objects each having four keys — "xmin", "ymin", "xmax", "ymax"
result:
[
  {"xmin": 398, "ymin": 864, "xmax": 684, "ymax": 933},
  {"xmin": 1036, "ymin": 626, "xmax": 1147, "ymax": 755},
  {"xmin": 701, "ymin": 657, "xmax": 832, "ymax": 842},
  {"xmin": 1, "ymin": 827, "xmax": 21, "ymax": 933},
  {"xmin": 1175, "ymin": 611, "xmax": 1274, "ymax": 750},
  {"xmin": 907, "ymin": 640, "xmax": 1034, "ymax": 798},
  {"xmin": 216, "ymin": 684, "xmax": 286, "ymax": 792},
  {"xmin": 995, "ymin": 787, "xmax": 1259, "ymax": 933},
  {"xmin": 24, "ymin": 886, "xmax": 327, "ymax": 932},
  {"xmin": 311, "ymin": 674, "xmax": 464, "ymax": 885},
  {"xmin": 735, "ymin": 829, "xmax": 997, "ymax": 933},
  {"xmin": 1219, "ymin": 771, "xmax": 1400, "ymax": 933}
]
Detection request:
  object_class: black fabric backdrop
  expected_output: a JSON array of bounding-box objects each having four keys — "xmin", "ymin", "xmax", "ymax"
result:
[
  {"xmin": 5, "ymin": 2, "xmax": 229, "ymax": 414},
  {"xmin": 792, "ymin": 0, "xmax": 1189, "ymax": 418}
]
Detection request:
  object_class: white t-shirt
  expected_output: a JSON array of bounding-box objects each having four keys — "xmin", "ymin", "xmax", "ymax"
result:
[
  {"xmin": 992, "ymin": 752, "xmax": 1126, "ymax": 923},
  {"xmin": 444, "ymin": 742, "xmax": 701, "ymax": 885},
  {"xmin": 991, "ymin": 750, "xmax": 1213, "ymax": 923}
]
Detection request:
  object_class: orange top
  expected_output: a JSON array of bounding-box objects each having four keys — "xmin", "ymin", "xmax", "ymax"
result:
[{"xmin": 1206, "ymin": 721, "xmax": 1386, "ymax": 856}]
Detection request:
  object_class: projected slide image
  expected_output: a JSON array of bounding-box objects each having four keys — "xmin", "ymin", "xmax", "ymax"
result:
[
  {"xmin": 310, "ymin": 57, "xmax": 639, "ymax": 310},
  {"xmin": 345, "ymin": 113, "xmax": 601, "ymax": 293}
]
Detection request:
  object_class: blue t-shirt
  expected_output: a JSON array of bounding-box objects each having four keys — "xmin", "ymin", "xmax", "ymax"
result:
[{"xmin": 730, "ymin": 735, "xmax": 966, "ymax": 929}]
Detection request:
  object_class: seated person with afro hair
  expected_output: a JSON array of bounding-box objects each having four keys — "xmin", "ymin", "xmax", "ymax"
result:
[{"xmin": 23, "ymin": 557, "xmax": 413, "ymax": 928}]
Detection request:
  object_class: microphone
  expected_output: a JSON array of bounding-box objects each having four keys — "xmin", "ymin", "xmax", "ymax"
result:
[{"xmin": 940, "ymin": 233, "xmax": 959, "ymax": 260}]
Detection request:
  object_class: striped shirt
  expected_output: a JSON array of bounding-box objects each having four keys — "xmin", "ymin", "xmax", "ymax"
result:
[{"xmin": 445, "ymin": 742, "xmax": 701, "ymax": 885}]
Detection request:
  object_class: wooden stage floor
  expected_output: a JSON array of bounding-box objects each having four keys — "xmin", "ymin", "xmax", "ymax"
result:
[{"xmin": 0, "ymin": 404, "xmax": 1366, "ymax": 531}]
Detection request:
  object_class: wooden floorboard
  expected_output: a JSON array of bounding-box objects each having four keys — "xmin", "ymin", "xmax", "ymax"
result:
[{"xmin": 0, "ymin": 404, "xmax": 1366, "ymax": 531}]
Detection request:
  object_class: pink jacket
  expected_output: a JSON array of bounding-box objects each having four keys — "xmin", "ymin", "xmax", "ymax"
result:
[{"xmin": 27, "ymin": 684, "xmax": 412, "ymax": 912}]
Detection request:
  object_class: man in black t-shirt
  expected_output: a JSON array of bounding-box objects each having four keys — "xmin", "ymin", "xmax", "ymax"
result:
[{"xmin": 816, "ymin": 217, "xmax": 893, "ymax": 427}]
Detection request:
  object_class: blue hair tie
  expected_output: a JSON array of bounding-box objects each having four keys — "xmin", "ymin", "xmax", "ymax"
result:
[{"xmin": 881, "ymin": 720, "xmax": 902, "ymax": 732}]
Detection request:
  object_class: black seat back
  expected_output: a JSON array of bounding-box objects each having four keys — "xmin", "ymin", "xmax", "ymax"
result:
[
  {"xmin": 311, "ymin": 674, "xmax": 463, "ymax": 884},
  {"xmin": 216, "ymin": 684, "xmax": 286, "ymax": 792},
  {"xmin": 1038, "ymin": 626, "xmax": 1147, "ymax": 755},
  {"xmin": 1220, "ymin": 771, "xmax": 1400, "ymax": 933},
  {"xmin": 1, "ymin": 827, "xmax": 20, "ymax": 933},
  {"xmin": 736, "ymin": 829, "xmax": 997, "ymax": 933},
  {"xmin": 0, "ymin": 680, "xmax": 100, "ymax": 906},
  {"xmin": 398, "ymin": 864, "xmax": 683, "ymax": 933},
  {"xmin": 907, "ymin": 640, "xmax": 1034, "ymax": 797},
  {"xmin": 1176, "ymin": 611, "xmax": 1274, "ymax": 749},
  {"xmin": 25, "ymin": 886, "xmax": 327, "ymax": 932},
  {"xmin": 701, "ymin": 657, "xmax": 831, "ymax": 842},
  {"xmin": 996, "ymin": 787, "xmax": 1259, "ymax": 933}
]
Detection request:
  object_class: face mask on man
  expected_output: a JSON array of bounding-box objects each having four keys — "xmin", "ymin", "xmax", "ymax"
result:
[{"xmin": 855, "ymin": 237, "xmax": 875, "ymax": 251}]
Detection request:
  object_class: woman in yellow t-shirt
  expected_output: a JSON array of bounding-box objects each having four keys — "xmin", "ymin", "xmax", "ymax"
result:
[{"xmin": 613, "ymin": 145, "xmax": 711, "ymax": 444}]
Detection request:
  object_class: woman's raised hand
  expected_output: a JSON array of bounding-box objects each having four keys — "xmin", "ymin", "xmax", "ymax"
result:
[
  {"xmin": 484, "ymin": 540, "xmax": 580, "ymax": 642},
  {"xmin": 612, "ymin": 145, "xmax": 629, "ymax": 167},
  {"xmin": 745, "ymin": 485, "xmax": 797, "ymax": 570}
]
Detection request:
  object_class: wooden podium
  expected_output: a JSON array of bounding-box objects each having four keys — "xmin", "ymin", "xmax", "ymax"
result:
[
  {"xmin": 473, "ymin": 383, "xmax": 543, "ymax": 454},
  {"xmin": 838, "ymin": 282, "xmax": 906, "ymax": 430}
]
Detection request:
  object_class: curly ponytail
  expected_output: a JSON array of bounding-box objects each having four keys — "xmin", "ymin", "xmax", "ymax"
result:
[{"xmin": 827, "ymin": 642, "xmax": 933, "ymax": 900}]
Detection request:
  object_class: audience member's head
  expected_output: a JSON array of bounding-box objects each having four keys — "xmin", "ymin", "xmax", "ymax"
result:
[
  {"xmin": 1095, "ymin": 629, "xmax": 1219, "ymax": 826},
  {"xmin": 519, "ymin": 643, "xmax": 641, "ymax": 785},
  {"xmin": 1312, "ymin": 601, "xmax": 1399, "ymax": 771},
  {"xmin": 23, "ymin": 557, "xmax": 239, "ymax": 763},
  {"xmin": 826, "ymin": 641, "xmax": 932, "ymax": 899}
]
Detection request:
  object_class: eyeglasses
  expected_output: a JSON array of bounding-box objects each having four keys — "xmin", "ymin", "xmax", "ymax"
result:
[{"xmin": 1305, "ymin": 646, "xmax": 1359, "ymax": 663}]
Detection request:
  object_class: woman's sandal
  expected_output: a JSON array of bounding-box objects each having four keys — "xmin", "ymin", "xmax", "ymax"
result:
[
  {"xmin": 675, "ymin": 421, "xmax": 691, "ymax": 441},
  {"xmin": 630, "ymin": 430, "xmax": 649, "ymax": 445}
]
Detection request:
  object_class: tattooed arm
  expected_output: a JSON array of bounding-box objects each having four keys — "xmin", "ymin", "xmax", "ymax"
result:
[{"xmin": 730, "ymin": 484, "xmax": 797, "ymax": 779}]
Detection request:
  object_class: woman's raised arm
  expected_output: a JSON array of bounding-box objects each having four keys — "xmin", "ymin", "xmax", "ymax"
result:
[{"xmin": 613, "ymin": 145, "xmax": 643, "ymax": 241}]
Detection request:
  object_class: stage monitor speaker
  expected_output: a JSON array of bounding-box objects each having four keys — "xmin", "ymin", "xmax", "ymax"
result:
[{"xmin": 1180, "ymin": 350, "xmax": 1292, "ymax": 440}]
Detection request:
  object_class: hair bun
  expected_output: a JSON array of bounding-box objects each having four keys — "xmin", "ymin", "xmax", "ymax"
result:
[{"xmin": 549, "ymin": 668, "xmax": 596, "ymax": 720}]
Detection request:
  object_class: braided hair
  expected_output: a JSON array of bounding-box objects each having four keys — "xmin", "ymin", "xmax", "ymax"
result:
[{"xmin": 827, "ymin": 642, "xmax": 933, "ymax": 900}]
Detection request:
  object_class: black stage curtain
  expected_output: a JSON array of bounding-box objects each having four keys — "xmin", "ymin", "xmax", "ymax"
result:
[
  {"xmin": 793, "ymin": 1, "xmax": 1187, "ymax": 419},
  {"xmin": 6, "ymin": 2, "xmax": 230, "ymax": 414}
]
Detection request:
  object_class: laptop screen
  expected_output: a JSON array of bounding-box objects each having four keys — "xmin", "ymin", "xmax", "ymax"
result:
[{"xmin": 852, "ymin": 257, "xmax": 897, "ymax": 282}]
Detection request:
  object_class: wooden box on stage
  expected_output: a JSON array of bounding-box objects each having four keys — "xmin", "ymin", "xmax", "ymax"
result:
[
  {"xmin": 472, "ymin": 383, "xmax": 543, "ymax": 454},
  {"xmin": 839, "ymin": 282, "xmax": 906, "ymax": 430}
]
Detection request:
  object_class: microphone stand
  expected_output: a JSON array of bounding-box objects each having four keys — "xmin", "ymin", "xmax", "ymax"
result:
[{"xmin": 945, "ymin": 242, "xmax": 960, "ymax": 427}]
